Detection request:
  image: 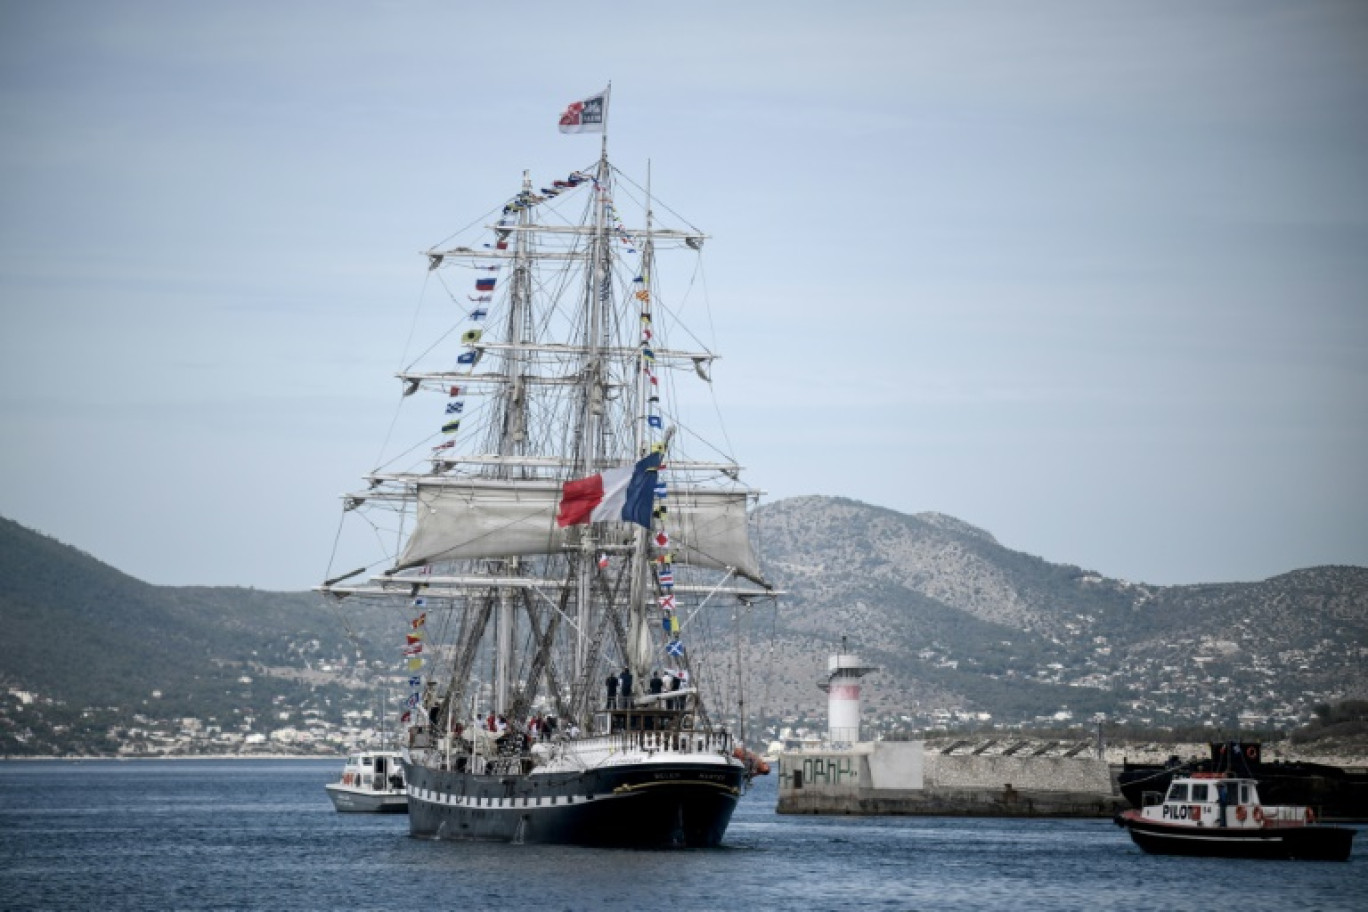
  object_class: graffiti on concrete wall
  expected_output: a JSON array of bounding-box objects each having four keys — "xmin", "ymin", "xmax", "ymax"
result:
[{"xmin": 782, "ymin": 754, "xmax": 859, "ymax": 789}]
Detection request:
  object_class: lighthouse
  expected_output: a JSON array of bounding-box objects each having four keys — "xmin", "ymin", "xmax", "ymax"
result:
[{"xmin": 817, "ymin": 637, "xmax": 879, "ymax": 745}]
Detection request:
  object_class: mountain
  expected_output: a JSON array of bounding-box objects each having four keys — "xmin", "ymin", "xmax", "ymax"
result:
[
  {"xmin": 0, "ymin": 517, "xmax": 396, "ymax": 754},
  {"xmin": 731, "ymin": 496, "xmax": 1368, "ymax": 733},
  {"xmin": 3, "ymin": 499, "xmax": 1366, "ymax": 755}
]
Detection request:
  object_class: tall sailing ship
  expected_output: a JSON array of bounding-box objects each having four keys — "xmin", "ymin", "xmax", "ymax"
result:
[{"xmin": 320, "ymin": 91, "xmax": 776, "ymax": 847}]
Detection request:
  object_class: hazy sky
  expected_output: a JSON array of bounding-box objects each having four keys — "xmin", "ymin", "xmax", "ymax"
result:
[{"xmin": 2, "ymin": 0, "xmax": 1365, "ymax": 591}]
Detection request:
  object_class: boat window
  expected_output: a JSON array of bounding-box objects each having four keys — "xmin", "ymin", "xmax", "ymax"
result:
[
  {"xmin": 1191, "ymin": 784, "xmax": 1208, "ymax": 802},
  {"xmin": 362, "ymin": 757, "xmax": 373, "ymax": 768},
  {"xmin": 1166, "ymin": 783, "xmax": 1188, "ymax": 802},
  {"xmin": 1239, "ymin": 784, "xmax": 1249, "ymax": 804}
]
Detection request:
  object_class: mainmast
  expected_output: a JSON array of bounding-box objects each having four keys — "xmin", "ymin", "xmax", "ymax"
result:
[{"xmin": 572, "ymin": 145, "xmax": 615, "ymax": 692}]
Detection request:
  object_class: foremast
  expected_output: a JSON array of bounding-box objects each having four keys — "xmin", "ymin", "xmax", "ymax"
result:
[{"xmin": 490, "ymin": 168, "xmax": 537, "ymax": 715}]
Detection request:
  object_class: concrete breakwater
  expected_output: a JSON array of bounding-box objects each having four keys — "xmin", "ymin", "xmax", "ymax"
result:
[{"xmin": 777, "ymin": 739, "xmax": 1126, "ymax": 817}]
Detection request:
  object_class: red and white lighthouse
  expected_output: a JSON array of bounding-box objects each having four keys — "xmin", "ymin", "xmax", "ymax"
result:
[{"xmin": 817, "ymin": 638, "xmax": 879, "ymax": 744}]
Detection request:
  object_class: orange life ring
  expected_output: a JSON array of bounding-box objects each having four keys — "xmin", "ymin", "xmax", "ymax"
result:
[
  {"xmin": 1191, "ymin": 805, "xmax": 1202, "ymax": 822},
  {"xmin": 1235, "ymin": 805, "xmax": 1247, "ymax": 822},
  {"xmin": 1252, "ymin": 806, "xmax": 1265, "ymax": 824},
  {"xmin": 343, "ymin": 772, "xmax": 352, "ymax": 786},
  {"xmin": 1305, "ymin": 808, "xmax": 1316, "ymax": 824}
]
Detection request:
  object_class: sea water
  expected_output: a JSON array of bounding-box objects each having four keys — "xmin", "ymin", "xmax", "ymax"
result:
[{"xmin": 1, "ymin": 759, "xmax": 1364, "ymax": 911}]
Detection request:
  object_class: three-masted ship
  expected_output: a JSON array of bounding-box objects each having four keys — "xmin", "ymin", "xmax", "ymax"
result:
[{"xmin": 320, "ymin": 95, "xmax": 775, "ymax": 847}]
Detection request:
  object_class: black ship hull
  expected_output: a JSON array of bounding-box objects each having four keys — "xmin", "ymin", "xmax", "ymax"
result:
[
  {"xmin": 404, "ymin": 757, "xmax": 745, "ymax": 847},
  {"xmin": 1117, "ymin": 812, "xmax": 1355, "ymax": 861}
]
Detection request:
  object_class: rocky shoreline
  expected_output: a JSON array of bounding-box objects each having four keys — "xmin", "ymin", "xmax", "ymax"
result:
[{"xmin": 1104, "ymin": 740, "xmax": 1368, "ymax": 769}]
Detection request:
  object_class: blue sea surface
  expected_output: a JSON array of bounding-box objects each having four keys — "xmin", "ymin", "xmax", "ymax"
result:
[{"xmin": 1, "ymin": 759, "xmax": 1364, "ymax": 911}]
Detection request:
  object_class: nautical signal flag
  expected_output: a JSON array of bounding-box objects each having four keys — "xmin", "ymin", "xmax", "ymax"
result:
[
  {"xmin": 411, "ymin": 613, "xmax": 427, "ymax": 628},
  {"xmin": 666, "ymin": 640, "xmax": 685, "ymax": 657},
  {"xmin": 648, "ymin": 415, "xmax": 663, "ymax": 429},
  {"xmin": 442, "ymin": 420, "xmax": 461, "ymax": 434},
  {"xmin": 556, "ymin": 452, "xmax": 662, "ymax": 529},
  {"xmin": 457, "ymin": 351, "xmax": 480, "ymax": 365},
  {"xmin": 446, "ymin": 401, "xmax": 464, "ymax": 414},
  {"xmin": 654, "ymin": 530, "xmax": 670, "ymax": 548},
  {"xmin": 461, "ymin": 329, "xmax": 483, "ymax": 345},
  {"xmin": 476, "ymin": 278, "xmax": 496, "ymax": 291},
  {"xmin": 407, "ymin": 657, "xmax": 423, "ymax": 671}
]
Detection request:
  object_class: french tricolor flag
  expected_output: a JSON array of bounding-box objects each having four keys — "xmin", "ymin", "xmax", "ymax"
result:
[{"xmin": 556, "ymin": 452, "xmax": 662, "ymax": 529}]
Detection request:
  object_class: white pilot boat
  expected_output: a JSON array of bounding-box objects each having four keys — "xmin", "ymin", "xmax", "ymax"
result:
[
  {"xmin": 1115, "ymin": 771, "xmax": 1355, "ymax": 861},
  {"xmin": 325, "ymin": 747, "xmax": 408, "ymax": 814}
]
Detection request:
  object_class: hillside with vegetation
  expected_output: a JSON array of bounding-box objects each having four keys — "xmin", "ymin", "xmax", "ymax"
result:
[
  {"xmin": 720, "ymin": 497, "xmax": 1367, "ymax": 737},
  {"xmin": 3, "ymin": 498, "xmax": 1366, "ymax": 756},
  {"xmin": 0, "ymin": 517, "xmax": 394, "ymax": 755}
]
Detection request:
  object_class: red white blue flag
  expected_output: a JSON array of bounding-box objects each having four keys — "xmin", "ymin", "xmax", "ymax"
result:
[{"xmin": 556, "ymin": 452, "xmax": 661, "ymax": 528}]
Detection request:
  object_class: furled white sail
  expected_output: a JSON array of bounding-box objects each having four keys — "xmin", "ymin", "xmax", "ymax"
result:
[
  {"xmin": 397, "ymin": 480, "xmax": 565, "ymax": 568},
  {"xmin": 396, "ymin": 478, "xmax": 763, "ymax": 583},
  {"xmin": 665, "ymin": 488, "xmax": 764, "ymax": 583}
]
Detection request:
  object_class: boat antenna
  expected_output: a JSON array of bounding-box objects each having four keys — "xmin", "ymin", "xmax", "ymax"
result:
[{"xmin": 601, "ymin": 81, "xmax": 612, "ymax": 157}]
